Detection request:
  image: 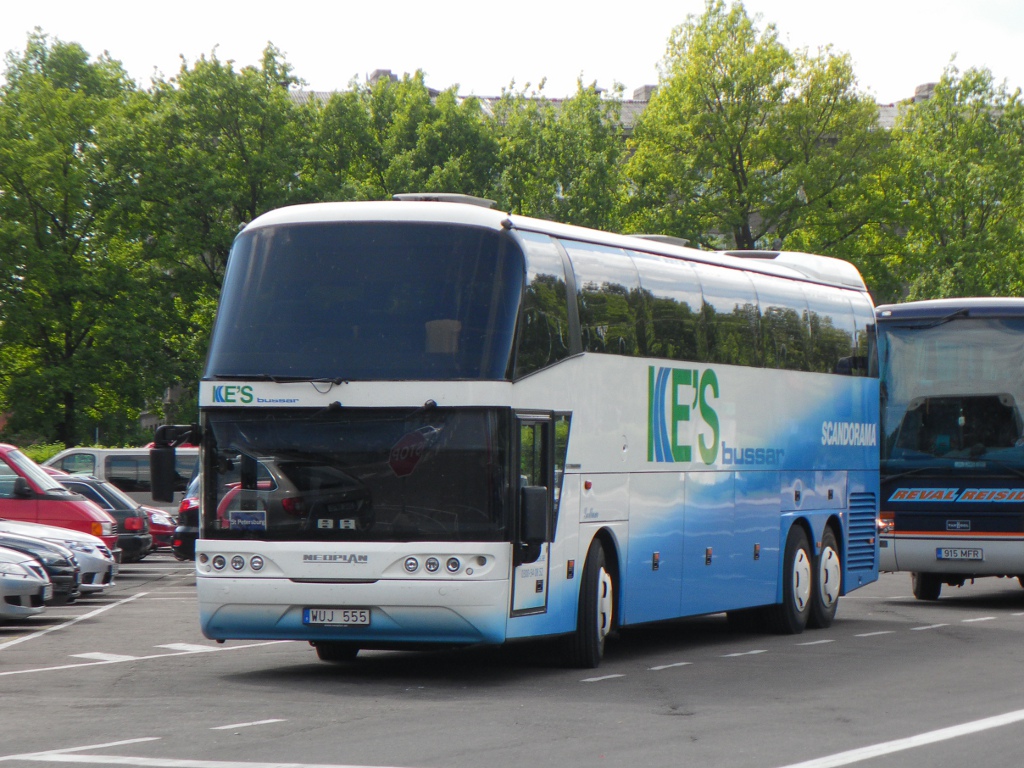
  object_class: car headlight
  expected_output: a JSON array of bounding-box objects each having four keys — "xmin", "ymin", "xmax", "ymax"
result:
[
  {"xmin": 150, "ymin": 512, "xmax": 174, "ymax": 526},
  {"xmin": 56, "ymin": 540, "xmax": 96, "ymax": 554},
  {"xmin": 0, "ymin": 562, "xmax": 31, "ymax": 577}
]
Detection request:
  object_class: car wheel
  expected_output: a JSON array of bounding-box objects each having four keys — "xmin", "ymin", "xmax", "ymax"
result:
[
  {"xmin": 767, "ymin": 525, "xmax": 812, "ymax": 634},
  {"xmin": 912, "ymin": 572, "xmax": 942, "ymax": 600},
  {"xmin": 563, "ymin": 540, "xmax": 614, "ymax": 668},
  {"xmin": 808, "ymin": 527, "xmax": 842, "ymax": 629},
  {"xmin": 312, "ymin": 641, "xmax": 360, "ymax": 662}
]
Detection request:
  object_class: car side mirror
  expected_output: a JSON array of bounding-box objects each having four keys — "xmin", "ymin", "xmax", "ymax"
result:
[{"xmin": 13, "ymin": 476, "xmax": 34, "ymax": 498}]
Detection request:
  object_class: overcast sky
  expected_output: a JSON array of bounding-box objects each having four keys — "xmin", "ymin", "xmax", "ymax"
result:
[{"xmin": 2, "ymin": 1, "xmax": 1022, "ymax": 105}]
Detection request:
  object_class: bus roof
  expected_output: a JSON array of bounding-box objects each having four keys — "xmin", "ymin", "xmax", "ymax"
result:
[
  {"xmin": 244, "ymin": 200, "xmax": 869, "ymax": 293},
  {"xmin": 876, "ymin": 297, "xmax": 1024, "ymax": 321}
]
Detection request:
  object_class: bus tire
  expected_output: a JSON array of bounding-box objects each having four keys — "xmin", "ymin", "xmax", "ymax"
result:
[
  {"xmin": 767, "ymin": 525, "xmax": 812, "ymax": 635},
  {"xmin": 312, "ymin": 641, "xmax": 360, "ymax": 662},
  {"xmin": 911, "ymin": 572, "xmax": 942, "ymax": 601},
  {"xmin": 808, "ymin": 527, "xmax": 842, "ymax": 629},
  {"xmin": 564, "ymin": 541, "xmax": 614, "ymax": 668}
]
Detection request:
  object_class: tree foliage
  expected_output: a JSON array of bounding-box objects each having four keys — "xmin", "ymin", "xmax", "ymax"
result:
[
  {"xmin": 623, "ymin": 0, "xmax": 883, "ymax": 253},
  {"xmin": 886, "ymin": 66, "xmax": 1024, "ymax": 298},
  {"xmin": 3, "ymin": 15, "xmax": 1024, "ymax": 448},
  {"xmin": 0, "ymin": 31, "xmax": 162, "ymax": 446}
]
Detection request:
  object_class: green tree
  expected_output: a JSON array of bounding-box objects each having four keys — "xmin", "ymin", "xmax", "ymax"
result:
[
  {"xmin": 623, "ymin": 0, "xmax": 884, "ymax": 252},
  {"xmin": 304, "ymin": 71, "xmax": 499, "ymax": 201},
  {"xmin": 102, "ymin": 44, "xmax": 312, "ymax": 420},
  {"xmin": 0, "ymin": 31, "xmax": 165, "ymax": 447},
  {"xmin": 491, "ymin": 79, "xmax": 625, "ymax": 229},
  {"xmin": 887, "ymin": 66, "xmax": 1024, "ymax": 298}
]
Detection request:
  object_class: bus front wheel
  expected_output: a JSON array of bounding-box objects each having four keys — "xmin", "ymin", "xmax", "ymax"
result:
[
  {"xmin": 564, "ymin": 541, "xmax": 614, "ymax": 668},
  {"xmin": 768, "ymin": 526, "xmax": 812, "ymax": 634},
  {"xmin": 808, "ymin": 527, "xmax": 842, "ymax": 629},
  {"xmin": 911, "ymin": 572, "xmax": 942, "ymax": 601},
  {"xmin": 312, "ymin": 641, "xmax": 360, "ymax": 662}
]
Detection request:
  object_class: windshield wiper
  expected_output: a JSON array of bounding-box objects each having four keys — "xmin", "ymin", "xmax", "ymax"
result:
[
  {"xmin": 881, "ymin": 464, "xmax": 954, "ymax": 482},
  {"xmin": 210, "ymin": 374, "xmax": 346, "ymax": 384},
  {"xmin": 976, "ymin": 457, "xmax": 1024, "ymax": 481},
  {"xmin": 888, "ymin": 308, "xmax": 970, "ymax": 331}
]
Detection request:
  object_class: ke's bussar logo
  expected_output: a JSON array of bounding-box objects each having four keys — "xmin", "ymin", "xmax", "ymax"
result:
[
  {"xmin": 212, "ymin": 385, "xmax": 254, "ymax": 404},
  {"xmin": 648, "ymin": 366, "xmax": 720, "ymax": 464}
]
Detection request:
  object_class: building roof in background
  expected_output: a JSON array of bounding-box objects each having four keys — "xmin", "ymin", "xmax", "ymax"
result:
[{"xmin": 289, "ymin": 75, "xmax": 929, "ymax": 133}]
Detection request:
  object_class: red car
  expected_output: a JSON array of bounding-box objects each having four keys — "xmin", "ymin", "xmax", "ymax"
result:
[
  {"xmin": 145, "ymin": 508, "xmax": 177, "ymax": 550},
  {"xmin": 0, "ymin": 444, "xmax": 118, "ymax": 550}
]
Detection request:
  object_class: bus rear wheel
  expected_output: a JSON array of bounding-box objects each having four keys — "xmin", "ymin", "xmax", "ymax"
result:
[
  {"xmin": 767, "ymin": 526, "xmax": 811, "ymax": 634},
  {"xmin": 564, "ymin": 541, "xmax": 614, "ymax": 668},
  {"xmin": 312, "ymin": 641, "xmax": 360, "ymax": 662},
  {"xmin": 808, "ymin": 527, "xmax": 841, "ymax": 629},
  {"xmin": 911, "ymin": 572, "xmax": 942, "ymax": 601}
]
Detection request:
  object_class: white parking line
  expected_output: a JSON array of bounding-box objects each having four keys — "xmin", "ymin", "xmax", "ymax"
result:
[
  {"xmin": 72, "ymin": 653, "xmax": 140, "ymax": 662},
  {"xmin": 0, "ymin": 641, "xmax": 290, "ymax": 678},
  {"xmin": 776, "ymin": 706, "xmax": 1024, "ymax": 768},
  {"xmin": 797, "ymin": 639, "xmax": 834, "ymax": 646},
  {"xmin": 962, "ymin": 616, "xmax": 996, "ymax": 623},
  {"xmin": 0, "ymin": 594, "xmax": 146, "ymax": 652},
  {"xmin": 0, "ymin": 736, "xmax": 409, "ymax": 767},
  {"xmin": 911, "ymin": 624, "xmax": 949, "ymax": 631},
  {"xmin": 854, "ymin": 631, "xmax": 894, "ymax": 637},
  {"xmin": 157, "ymin": 643, "xmax": 218, "ymax": 653},
  {"xmin": 722, "ymin": 649, "xmax": 767, "ymax": 657},
  {"xmin": 210, "ymin": 719, "xmax": 286, "ymax": 730},
  {"xmin": 649, "ymin": 661, "xmax": 692, "ymax": 671},
  {"xmin": 581, "ymin": 674, "xmax": 625, "ymax": 682}
]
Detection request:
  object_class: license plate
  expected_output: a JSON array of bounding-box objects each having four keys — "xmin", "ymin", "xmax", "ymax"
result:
[
  {"xmin": 302, "ymin": 608, "xmax": 370, "ymax": 626},
  {"xmin": 936, "ymin": 547, "xmax": 984, "ymax": 561},
  {"xmin": 43, "ymin": 584, "xmax": 53, "ymax": 601}
]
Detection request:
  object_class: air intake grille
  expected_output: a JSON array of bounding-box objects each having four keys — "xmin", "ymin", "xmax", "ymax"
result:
[{"xmin": 847, "ymin": 492, "xmax": 878, "ymax": 572}]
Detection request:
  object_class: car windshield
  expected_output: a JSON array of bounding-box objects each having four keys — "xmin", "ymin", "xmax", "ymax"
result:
[
  {"xmin": 880, "ymin": 317, "xmax": 1024, "ymax": 474},
  {"xmin": 6, "ymin": 450, "xmax": 70, "ymax": 493},
  {"xmin": 202, "ymin": 408, "xmax": 511, "ymax": 543},
  {"xmin": 58, "ymin": 478, "xmax": 138, "ymax": 512}
]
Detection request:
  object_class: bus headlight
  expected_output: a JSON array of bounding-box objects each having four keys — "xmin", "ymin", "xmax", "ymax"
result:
[{"xmin": 212, "ymin": 555, "xmax": 226, "ymax": 570}]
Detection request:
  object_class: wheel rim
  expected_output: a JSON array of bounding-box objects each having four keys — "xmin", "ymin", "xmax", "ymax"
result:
[
  {"xmin": 818, "ymin": 546, "xmax": 841, "ymax": 608},
  {"xmin": 792, "ymin": 548, "xmax": 811, "ymax": 611},
  {"xmin": 597, "ymin": 567, "xmax": 613, "ymax": 641}
]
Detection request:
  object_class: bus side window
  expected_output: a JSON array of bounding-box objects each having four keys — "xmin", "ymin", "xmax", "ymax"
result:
[
  {"xmin": 631, "ymin": 250, "xmax": 703, "ymax": 363},
  {"xmin": 514, "ymin": 233, "xmax": 572, "ymax": 378},
  {"xmin": 754, "ymin": 275, "xmax": 810, "ymax": 371},
  {"xmin": 694, "ymin": 263, "xmax": 761, "ymax": 367},
  {"xmin": 804, "ymin": 284, "xmax": 857, "ymax": 375},
  {"xmin": 563, "ymin": 240, "xmax": 643, "ymax": 357}
]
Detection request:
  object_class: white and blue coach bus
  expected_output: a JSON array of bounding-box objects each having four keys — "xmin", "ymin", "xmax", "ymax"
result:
[{"xmin": 152, "ymin": 194, "xmax": 880, "ymax": 667}]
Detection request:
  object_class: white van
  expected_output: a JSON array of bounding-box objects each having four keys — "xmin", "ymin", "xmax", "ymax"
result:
[{"xmin": 44, "ymin": 447, "xmax": 198, "ymax": 512}]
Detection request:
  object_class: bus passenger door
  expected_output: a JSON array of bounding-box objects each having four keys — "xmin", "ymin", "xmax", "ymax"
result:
[{"xmin": 511, "ymin": 415, "xmax": 557, "ymax": 616}]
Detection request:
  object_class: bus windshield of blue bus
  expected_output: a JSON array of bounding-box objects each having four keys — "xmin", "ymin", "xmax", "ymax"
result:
[
  {"xmin": 202, "ymin": 409, "xmax": 511, "ymax": 542},
  {"xmin": 206, "ymin": 222, "xmax": 523, "ymax": 381},
  {"xmin": 879, "ymin": 317, "xmax": 1024, "ymax": 471}
]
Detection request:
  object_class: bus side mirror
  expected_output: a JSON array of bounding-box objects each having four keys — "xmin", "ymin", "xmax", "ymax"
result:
[
  {"xmin": 150, "ymin": 446, "xmax": 177, "ymax": 503},
  {"xmin": 13, "ymin": 476, "xmax": 33, "ymax": 498},
  {"xmin": 520, "ymin": 485, "xmax": 550, "ymax": 545},
  {"xmin": 151, "ymin": 423, "xmax": 201, "ymax": 502}
]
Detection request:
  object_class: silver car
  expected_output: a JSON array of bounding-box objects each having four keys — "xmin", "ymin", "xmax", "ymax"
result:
[
  {"xmin": 0, "ymin": 519, "xmax": 117, "ymax": 594},
  {"xmin": 0, "ymin": 544, "xmax": 51, "ymax": 619}
]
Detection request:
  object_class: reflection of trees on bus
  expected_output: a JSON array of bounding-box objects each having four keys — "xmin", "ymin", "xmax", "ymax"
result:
[{"xmin": 516, "ymin": 274, "xmax": 570, "ymax": 376}]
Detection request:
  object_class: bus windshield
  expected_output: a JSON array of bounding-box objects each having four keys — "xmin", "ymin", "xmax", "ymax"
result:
[
  {"xmin": 206, "ymin": 222, "xmax": 524, "ymax": 381},
  {"xmin": 202, "ymin": 408, "xmax": 511, "ymax": 543},
  {"xmin": 879, "ymin": 317, "xmax": 1024, "ymax": 473}
]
